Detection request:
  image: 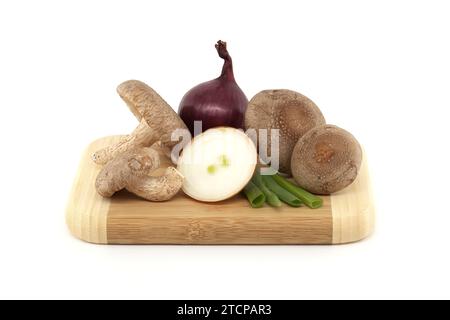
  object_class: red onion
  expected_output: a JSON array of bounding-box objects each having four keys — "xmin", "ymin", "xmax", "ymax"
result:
[{"xmin": 178, "ymin": 40, "xmax": 248, "ymax": 136}]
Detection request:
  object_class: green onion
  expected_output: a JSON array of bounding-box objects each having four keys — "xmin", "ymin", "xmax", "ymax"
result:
[
  {"xmin": 262, "ymin": 175, "xmax": 302, "ymax": 207},
  {"xmin": 207, "ymin": 165, "xmax": 217, "ymax": 174},
  {"xmin": 252, "ymin": 171, "xmax": 282, "ymax": 207},
  {"xmin": 243, "ymin": 181, "xmax": 266, "ymax": 208},
  {"xmin": 272, "ymin": 174, "xmax": 323, "ymax": 209},
  {"xmin": 219, "ymin": 154, "xmax": 230, "ymax": 167}
]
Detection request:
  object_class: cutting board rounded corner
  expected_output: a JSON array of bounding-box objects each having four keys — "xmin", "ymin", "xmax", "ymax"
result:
[
  {"xmin": 330, "ymin": 152, "xmax": 376, "ymax": 245},
  {"xmin": 66, "ymin": 206, "xmax": 108, "ymax": 245},
  {"xmin": 332, "ymin": 207, "xmax": 375, "ymax": 245}
]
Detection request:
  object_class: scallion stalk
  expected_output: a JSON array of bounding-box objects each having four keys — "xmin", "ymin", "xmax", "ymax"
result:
[
  {"xmin": 272, "ymin": 174, "xmax": 323, "ymax": 209},
  {"xmin": 252, "ymin": 171, "xmax": 282, "ymax": 207},
  {"xmin": 243, "ymin": 181, "xmax": 266, "ymax": 208},
  {"xmin": 262, "ymin": 175, "xmax": 302, "ymax": 207}
]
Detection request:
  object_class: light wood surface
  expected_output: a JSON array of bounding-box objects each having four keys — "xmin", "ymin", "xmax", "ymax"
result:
[
  {"xmin": 331, "ymin": 152, "xmax": 375, "ymax": 244},
  {"xmin": 66, "ymin": 137, "xmax": 113, "ymax": 244},
  {"xmin": 66, "ymin": 136, "xmax": 374, "ymax": 245}
]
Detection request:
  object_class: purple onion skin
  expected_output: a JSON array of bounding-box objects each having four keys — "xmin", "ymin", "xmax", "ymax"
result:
[{"xmin": 178, "ymin": 41, "xmax": 248, "ymax": 136}]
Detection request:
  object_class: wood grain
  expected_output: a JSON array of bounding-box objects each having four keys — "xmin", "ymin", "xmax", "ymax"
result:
[
  {"xmin": 66, "ymin": 137, "xmax": 113, "ymax": 244},
  {"xmin": 331, "ymin": 152, "xmax": 375, "ymax": 243},
  {"xmin": 107, "ymin": 192, "xmax": 332, "ymax": 244},
  {"xmin": 66, "ymin": 136, "xmax": 374, "ymax": 245}
]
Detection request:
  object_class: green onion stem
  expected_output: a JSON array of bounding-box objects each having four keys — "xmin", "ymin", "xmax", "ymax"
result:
[
  {"xmin": 272, "ymin": 174, "xmax": 323, "ymax": 209},
  {"xmin": 252, "ymin": 171, "xmax": 282, "ymax": 207},
  {"xmin": 262, "ymin": 175, "xmax": 302, "ymax": 207},
  {"xmin": 243, "ymin": 181, "xmax": 266, "ymax": 208}
]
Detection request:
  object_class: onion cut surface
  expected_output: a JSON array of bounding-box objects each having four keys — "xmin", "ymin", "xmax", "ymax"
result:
[{"xmin": 177, "ymin": 127, "xmax": 257, "ymax": 202}]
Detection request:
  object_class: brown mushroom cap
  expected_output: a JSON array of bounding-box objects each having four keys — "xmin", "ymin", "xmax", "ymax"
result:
[
  {"xmin": 93, "ymin": 80, "xmax": 189, "ymax": 166},
  {"xmin": 117, "ymin": 80, "xmax": 188, "ymax": 149},
  {"xmin": 245, "ymin": 89, "xmax": 325, "ymax": 174},
  {"xmin": 291, "ymin": 124, "xmax": 362, "ymax": 195}
]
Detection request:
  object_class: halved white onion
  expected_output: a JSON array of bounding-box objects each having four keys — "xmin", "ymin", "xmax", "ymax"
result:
[{"xmin": 177, "ymin": 127, "xmax": 257, "ymax": 202}]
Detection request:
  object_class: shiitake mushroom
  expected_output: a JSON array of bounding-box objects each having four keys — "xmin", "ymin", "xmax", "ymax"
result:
[
  {"xmin": 290, "ymin": 125, "xmax": 362, "ymax": 195},
  {"xmin": 245, "ymin": 89, "xmax": 325, "ymax": 175}
]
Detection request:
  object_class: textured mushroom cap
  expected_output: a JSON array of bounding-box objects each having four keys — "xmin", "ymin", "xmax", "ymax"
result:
[
  {"xmin": 245, "ymin": 89, "xmax": 325, "ymax": 174},
  {"xmin": 117, "ymin": 80, "xmax": 188, "ymax": 148},
  {"xmin": 291, "ymin": 125, "xmax": 362, "ymax": 195}
]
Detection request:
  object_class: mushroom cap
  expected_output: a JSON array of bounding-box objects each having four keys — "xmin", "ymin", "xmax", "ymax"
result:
[
  {"xmin": 291, "ymin": 124, "xmax": 362, "ymax": 195},
  {"xmin": 245, "ymin": 89, "xmax": 325, "ymax": 174},
  {"xmin": 117, "ymin": 80, "xmax": 188, "ymax": 148}
]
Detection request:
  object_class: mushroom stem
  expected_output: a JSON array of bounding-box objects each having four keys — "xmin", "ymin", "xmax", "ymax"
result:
[
  {"xmin": 92, "ymin": 119, "xmax": 157, "ymax": 165},
  {"xmin": 95, "ymin": 146, "xmax": 161, "ymax": 197},
  {"xmin": 127, "ymin": 167, "xmax": 184, "ymax": 202},
  {"xmin": 95, "ymin": 146, "xmax": 183, "ymax": 201}
]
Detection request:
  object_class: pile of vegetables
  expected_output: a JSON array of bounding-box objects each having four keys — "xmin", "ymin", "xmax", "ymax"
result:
[
  {"xmin": 93, "ymin": 40, "xmax": 362, "ymax": 210},
  {"xmin": 175, "ymin": 40, "xmax": 362, "ymax": 208}
]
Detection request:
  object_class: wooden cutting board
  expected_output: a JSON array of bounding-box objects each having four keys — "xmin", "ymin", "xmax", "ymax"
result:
[{"xmin": 66, "ymin": 136, "xmax": 375, "ymax": 245}]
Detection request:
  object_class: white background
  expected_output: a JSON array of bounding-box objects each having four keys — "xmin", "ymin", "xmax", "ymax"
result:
[{"xmin": 1, "ymin": 0, "xmax": 449, "ymax": 300}]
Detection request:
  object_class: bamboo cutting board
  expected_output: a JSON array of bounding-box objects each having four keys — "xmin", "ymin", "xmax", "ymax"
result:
[{"xmin": 66, "ymin": 136, "xmax": 375, "ymax": 245}]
